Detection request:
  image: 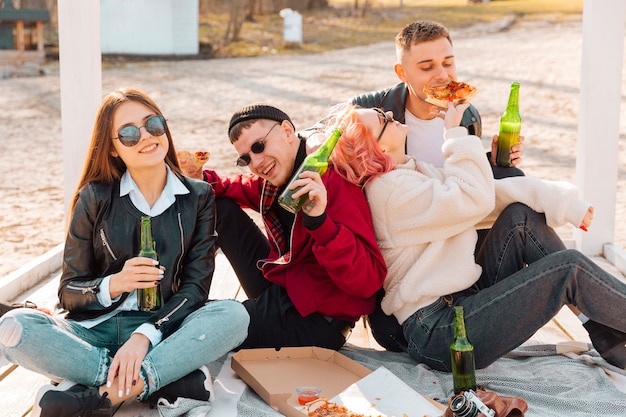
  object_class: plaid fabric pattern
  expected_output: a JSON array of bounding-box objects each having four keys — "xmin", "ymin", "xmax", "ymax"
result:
[{"xmin": 260, "ymin": 181, "xmax": 290, "ymax": 261}]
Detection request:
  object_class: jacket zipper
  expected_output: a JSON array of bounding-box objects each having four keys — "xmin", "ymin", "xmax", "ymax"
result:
[
  {"xmin": 66, "ymin": 284, "xmax": 98, "ymax": 294},
  {"xmin": 172, "ymin": 212, "xmax": 184, "ymax": 292},
  {"xmin": 99, "ymin": 228, "xmax": 118, "ymax": 261},
  {"xmin": 155, "ymin": 297, "xmax": 188, "ymax": 328}
]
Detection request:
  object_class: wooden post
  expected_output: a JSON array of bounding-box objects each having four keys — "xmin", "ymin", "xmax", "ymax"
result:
[
  {"xmin": 15, "ymin": 20, "xmax": 24, "ymax": 50},
  {"xmin": 36, "ymin": 20, "xmax": 43, "ymax": 52},
  {"xmin": 575, "ymin": 0, "xmax": 625, "ymax": 256},
  {"xmin": 57, "ymin": 0, "xmax": 102, "ymax": 219}
]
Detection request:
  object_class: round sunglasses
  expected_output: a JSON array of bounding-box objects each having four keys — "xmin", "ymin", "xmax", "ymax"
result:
[
  {"xmin": 373, "ymin": 108, "xmax": 392, "ymax": 142},
  {"xmin": 113, "ymin": 115, "xmax": 167, "ymax": 147},
  {"xmin": 236, "ymin": 122, "xmax": 279, "ymax": 167}
]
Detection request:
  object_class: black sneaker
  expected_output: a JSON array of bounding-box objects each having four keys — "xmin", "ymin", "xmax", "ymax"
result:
[
  {"xmin": 146, "ymin": 365, "xmax": 213, "ymax": 407},
  {"xmin": 584, "ymin": 320, "xmax": 626, "ymax": 368},
  {"xmin": 31, "ymin": 381, "xmax": 114, "ymax": 417}
]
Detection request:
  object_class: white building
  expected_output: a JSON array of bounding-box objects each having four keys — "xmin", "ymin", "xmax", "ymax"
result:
[{"xmin": 100, "ymin": 0, "xmax": 198, "ymax": 55}]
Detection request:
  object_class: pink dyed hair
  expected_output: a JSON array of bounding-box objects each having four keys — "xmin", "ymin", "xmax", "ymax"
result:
[{"xmin": 330, "ymin": 106, "xmax": 395, "ymax": 187}]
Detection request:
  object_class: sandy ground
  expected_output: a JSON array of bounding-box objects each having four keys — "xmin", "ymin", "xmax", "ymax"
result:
[{"xmin": 1, "ymin": 16, "xmax": 625, "ymax": 278}]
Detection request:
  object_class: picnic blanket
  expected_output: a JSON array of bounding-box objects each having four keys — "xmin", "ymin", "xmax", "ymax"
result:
[
  {"xmin": 206, "ymin": 341, "xmax": 626, "ymax": 417},
  {"xmin": 3, "ymin": 340, "xmax": 626, "ymax": 416}
]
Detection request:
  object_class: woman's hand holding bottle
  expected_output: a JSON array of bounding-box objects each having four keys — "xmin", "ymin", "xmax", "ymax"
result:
[{"xmin": 109, "ymin": 257, "xmax": 164, "ymax": 299}]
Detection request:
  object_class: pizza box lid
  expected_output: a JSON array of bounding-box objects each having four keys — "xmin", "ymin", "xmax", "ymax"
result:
[
  {"xmin": 231, "ymin": 346, "xmax": 445, "ymax": 416},
  {"xmin": 321, "ymin": 366, "xmax": 445, "ymax": 416}
]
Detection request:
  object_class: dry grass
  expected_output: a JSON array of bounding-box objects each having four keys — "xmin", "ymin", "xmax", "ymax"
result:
[{"xmin": 199, "ymin": 0, "xmax": 582, "ymax": 58}]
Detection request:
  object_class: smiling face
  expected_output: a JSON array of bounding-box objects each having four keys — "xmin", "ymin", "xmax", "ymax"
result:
[
  {"xmin": 232, "ymin": 119, "xmax": 299, "ymax": 187},
  {"xmin": 111, "ymin": 100, "xmax": 169, "ymax": 174},
  {"xmin": 394, "ymin": 36, "xmax": 457, "ymax": 119}
]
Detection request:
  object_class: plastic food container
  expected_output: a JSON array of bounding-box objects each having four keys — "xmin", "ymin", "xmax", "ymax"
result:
[{"xmin": 296, "ymin": 386, "xmax": 322, "ymax": 405}]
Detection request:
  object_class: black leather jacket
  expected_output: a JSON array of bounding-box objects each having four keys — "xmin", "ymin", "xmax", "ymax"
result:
[
  {"xmin": 59, "ymin": 175, "xmax": 217, "ymax": 339},
  {"xmin": 350, "ymin": 82, "xmax": 482, "ymax": 137}
]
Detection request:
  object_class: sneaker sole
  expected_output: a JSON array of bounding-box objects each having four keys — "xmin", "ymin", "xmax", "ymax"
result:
[{"xmin": 30, "ymin": 380, "xmax": 78, "ymax": 417}]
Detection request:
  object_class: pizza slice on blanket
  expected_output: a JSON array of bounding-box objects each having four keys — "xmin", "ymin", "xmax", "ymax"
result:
[{"xmin": 306, "ymin": 399, "xmax": 408, "ymax": 417}]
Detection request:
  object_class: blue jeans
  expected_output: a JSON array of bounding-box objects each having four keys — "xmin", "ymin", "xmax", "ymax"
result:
[
  {"xmin": 0, "ymin": 299, "xmax": 248, "ymax": 400},
  {"xmin": 403, "ymin": 203, "xmax": 626, "ymax": 371}
]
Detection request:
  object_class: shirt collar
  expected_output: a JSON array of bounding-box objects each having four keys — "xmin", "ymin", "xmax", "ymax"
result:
[{"xmin": 120, "ymin": 165, "xmax": 189, "ymax": 216}]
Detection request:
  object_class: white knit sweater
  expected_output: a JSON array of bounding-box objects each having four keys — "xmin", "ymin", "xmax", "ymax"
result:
[{"xmin": 364, "ymin": 127, "xmax": 590, "ymax": 324}]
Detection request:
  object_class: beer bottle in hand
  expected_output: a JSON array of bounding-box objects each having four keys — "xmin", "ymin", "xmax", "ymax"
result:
[
  {"xmin": 450, "ymin": 306, "xmax": 477, "ymax": 394},
  {"xmin": 496, "ymin": 82, "xmax": 522, "ymax": 167},
  {"xmin": 137, "ymin": 216, "xmax": 161, "ymax": 311},
  {"xmin": 278, "ymin": 128, "xmax": 342, "ymax": 213}
]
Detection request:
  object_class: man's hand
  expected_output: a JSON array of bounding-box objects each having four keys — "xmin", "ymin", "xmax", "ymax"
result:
[
  {"xmin": 177, "ymin": 150, "xmax": 209, "ymax": 180},
  {"xmin": 288, "ymin": 171, "xmax": 327, "ymax": 217},
  {"xmin": 491, "ymin": 135, "xmax": 525, "ymax": 167}
]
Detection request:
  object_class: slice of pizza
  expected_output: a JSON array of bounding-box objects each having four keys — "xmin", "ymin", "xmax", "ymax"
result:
[
  {"xmin": 194, "ymin": 151, "xmax": 210, "ymax": 164},
  {"xmin": 306, "ymin": 400, "xmax": 395, "ymax": 417},
  {"xmin": 423, "ymin": 80, "xmax": 478, "ymax": 108},
  {"xmin": 307, "ymin": 401, "xmax": 366, "ymax": 417},
  {"xmin": 177, "ymin": 150, "xmax": 210, "ymax": 179}
]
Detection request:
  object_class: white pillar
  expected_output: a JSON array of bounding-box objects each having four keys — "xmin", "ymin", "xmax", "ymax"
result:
[
  {"xmin": 58, "ymin": 0, "xmax": 102, "ymax": 220},
  {"xmin": 576, "ymin": 0, "xmax": 625, "ymax": 256}
]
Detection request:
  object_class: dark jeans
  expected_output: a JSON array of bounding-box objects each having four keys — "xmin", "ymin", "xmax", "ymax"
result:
[
  {"xmin": 367, "ymin": 164, "xmax": 526, "ymax": 352},
  {"xmin": 216, "ymin": 198, "xmax": 352, "ymax": 350},
  {"xmin": 402, "ymin": 203, "xmax": 626, "ymax": 371}
]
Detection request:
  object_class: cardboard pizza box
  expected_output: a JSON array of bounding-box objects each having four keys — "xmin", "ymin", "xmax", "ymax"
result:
[{"xmin": 231, "ymin": 346, "xmax": 445, "ymax": 416}]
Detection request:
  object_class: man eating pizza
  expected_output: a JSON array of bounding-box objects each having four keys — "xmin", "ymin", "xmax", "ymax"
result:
[
  {"xmin": 348, "ymin": 20, "xmax": 524, "ymax": 175},
  {"xmin": 299, "ymin": 20, "xmax": 526, "ymax": 352}
]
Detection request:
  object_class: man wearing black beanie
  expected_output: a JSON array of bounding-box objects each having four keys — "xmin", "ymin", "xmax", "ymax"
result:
[{"xmin": 201, "ymin": 103, "xmax": 387, "ymax": 350}]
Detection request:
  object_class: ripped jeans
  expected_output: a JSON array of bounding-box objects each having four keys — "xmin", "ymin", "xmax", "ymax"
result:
[{"xmin": 0, "ymin": 299, "xmax": 248, "ymax": 400}]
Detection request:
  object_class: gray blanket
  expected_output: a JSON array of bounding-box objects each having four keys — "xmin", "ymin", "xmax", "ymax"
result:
[{"xmin": 218, "ymin": 343, "xmax": 626, "ymax": 417}]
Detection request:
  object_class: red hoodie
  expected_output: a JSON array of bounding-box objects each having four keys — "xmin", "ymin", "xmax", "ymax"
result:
[{"xmin": 204, "ymin": 167, "xmax": 387, "ymax": 322}]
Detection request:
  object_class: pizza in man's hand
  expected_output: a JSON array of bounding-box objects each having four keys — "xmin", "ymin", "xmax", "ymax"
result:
[
  {"xmin": 177, "ymin": 150, "xmax": 210, "ymax": 180},
  {"xmin": 423, "ymin": 81, "xmax": 478, "ymax": 108}
]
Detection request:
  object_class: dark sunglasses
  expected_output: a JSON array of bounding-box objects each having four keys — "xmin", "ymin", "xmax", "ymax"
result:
[
  {"xmin": 373, "ymin": 108, "xmax": 392, "ymax": 141},
  {"xmin": 113, "ymin": 115, "xmax": 167, "ymax": 147},
  {"xmin": 236, "ymin": 122, "xmax": 279, "ymax": 167}
]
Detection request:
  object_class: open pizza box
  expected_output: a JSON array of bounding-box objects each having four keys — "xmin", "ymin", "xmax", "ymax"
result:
[{"xmin": 231, "ymin": 346, "xmax": 446, "ymax": 416}]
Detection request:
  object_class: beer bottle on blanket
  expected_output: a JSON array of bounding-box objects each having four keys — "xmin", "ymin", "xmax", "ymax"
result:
[{"xmin": 450, "ymin": 306, "xmax": 477, "ymax": 394}]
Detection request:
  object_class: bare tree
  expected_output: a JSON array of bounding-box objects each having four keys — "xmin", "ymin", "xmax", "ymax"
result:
[
  {"xmin": 224, "ymin": 0, "xmax": 247, "ymax": 44},
  {"xmin": 247, "ymin": 0, "xmax": 259, "ymax": 20},
  {"xmin": 353, "ymin": 0, "xmax": 371, "ymax": 17}
]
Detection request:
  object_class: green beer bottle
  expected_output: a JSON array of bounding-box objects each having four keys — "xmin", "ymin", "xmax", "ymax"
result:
[
  {"xmin": 137, "ymin": 216, "xmax": 161, "ymax": 311},
  {"xmin": 278, "ymin": 128, "xmax": 343, "ymax": 213},
  {"xmin": 496, "ymin": 82, "xmax": 522, "ymax": 167},
  {"xmin": 450, "ymin": 306, "xmax": 477, "ymax": 394}
]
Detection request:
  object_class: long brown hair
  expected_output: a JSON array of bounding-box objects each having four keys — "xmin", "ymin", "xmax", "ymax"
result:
[
  {"xmin": 69, "ymin": 87, "xmax": 183, "ymax": 216},
  {"xmin": 331, "ymin": 105, "xmax": 395, "ymax": 187}
]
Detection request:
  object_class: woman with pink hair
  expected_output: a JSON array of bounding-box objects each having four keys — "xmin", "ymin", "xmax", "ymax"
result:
[{"xmin": 328, "ymin": 103, "xmax": 626, "ymax": 372}]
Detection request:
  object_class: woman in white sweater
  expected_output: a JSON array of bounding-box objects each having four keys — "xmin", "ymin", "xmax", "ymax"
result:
[{"xmin": 328, "ymin": 103, "xmax": 626, "ymax": 372}]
